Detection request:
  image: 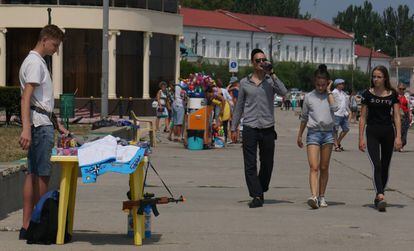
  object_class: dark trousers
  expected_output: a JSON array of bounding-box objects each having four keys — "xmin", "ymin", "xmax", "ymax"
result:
[
  {"xmin": 242, "ymin": 126, "xmax": 276, "ymax": 198},
  {"xmin": 222, "ymin": 120, "xmax": 229, "ymax": 142},
  {"xmin": 401, "ymin": 112, "xmax": 410, "ymax": 147},
  {"xmin": 366, "ymin": 125, "xmax": 395, "ymax": 195}
]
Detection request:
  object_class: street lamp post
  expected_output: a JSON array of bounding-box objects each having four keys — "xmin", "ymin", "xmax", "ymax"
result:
[
  {"xmin": 267, "ymin": 34, "xmax": 281, "ymax": 63},
  {"xmin": 385, "ymin": 32, "xmax": 399, "ymax": 84}
]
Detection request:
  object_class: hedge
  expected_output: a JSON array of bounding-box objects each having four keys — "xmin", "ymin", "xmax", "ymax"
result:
[
  {"xmin": 0, "ymin": 86, "xmax": 21, "ymax": 124},
  {"xmin": 181, "ymin": 59, "xmax": 371, "ymax": 92}
]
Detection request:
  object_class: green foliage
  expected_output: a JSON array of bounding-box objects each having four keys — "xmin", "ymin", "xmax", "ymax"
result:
[
  {"xmin": 0, "ymin": 86, "xmax": 21, "ymax": 124},
  {"xmin": 181, "ymin": 0, "xmax": 308, "ymax": 19},
  {"xmin": 333, "ymin": 1, "xmax": 414, "ymax": 57},
  {"xmin": 180, "ymin": 61, "xmax": 370, "ymax": 92}
]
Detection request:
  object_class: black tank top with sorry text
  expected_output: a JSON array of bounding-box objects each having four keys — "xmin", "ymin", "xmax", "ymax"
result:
[{"xmin": 361, "ymin": 89, "xmax": 399, "ymax": 126}]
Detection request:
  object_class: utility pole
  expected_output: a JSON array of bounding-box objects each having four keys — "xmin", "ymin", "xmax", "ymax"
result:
[{"xmin": 101, "ymin": 0, "xmax": 109, "ymax": 118}]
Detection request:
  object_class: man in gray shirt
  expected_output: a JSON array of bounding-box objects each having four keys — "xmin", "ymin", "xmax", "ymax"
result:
[{"xmin": 231, "ymin": 49, "xmax": 287, "ymax": 208}]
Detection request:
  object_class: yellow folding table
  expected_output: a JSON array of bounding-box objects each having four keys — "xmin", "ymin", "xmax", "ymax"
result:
[{"xmin": 50, "ymin": 155, "xmax": 147, "ymax": 245}]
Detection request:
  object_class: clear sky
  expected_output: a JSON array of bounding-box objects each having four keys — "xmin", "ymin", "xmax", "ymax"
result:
[{"xmin": 300, "ymin": 0, "xmax": 414, "ymax": 24}]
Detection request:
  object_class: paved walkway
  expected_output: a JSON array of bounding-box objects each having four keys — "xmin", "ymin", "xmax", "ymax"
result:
[{"xmin": 1, "ymin": 110, "xmax": 413, "ymax": 251}]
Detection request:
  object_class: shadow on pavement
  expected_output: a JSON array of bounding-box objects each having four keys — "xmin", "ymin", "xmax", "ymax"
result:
[
  {"xmin": 237, "ymin": 199, "xmax": 294, "ymax": 204},
  {"xmin": 72, "ymin": 232, "xmax": 162, "ymax": 246},
  {"xmin": 327, "ymin": 201, "xmax": 346, "ymax": 206},
  {"xmin": 362, "ymin": 204, "xmax": 407, "ymax": 209}
]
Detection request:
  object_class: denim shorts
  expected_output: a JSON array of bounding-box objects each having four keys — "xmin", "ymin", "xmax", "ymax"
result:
[
  {"xmin": 306, "ymin": 129, "xmax": 334, "ymax": 146},
  {"xmin": 172, "ymin": 104, "xmax": 184, "ymax": 126},
  {"xmin": 334, "ymin": 115, "xmax": 350, "ymax": 133},
  {"xmin": 28, "ymin": 125, "xmax": 54, "ymax": 176}
]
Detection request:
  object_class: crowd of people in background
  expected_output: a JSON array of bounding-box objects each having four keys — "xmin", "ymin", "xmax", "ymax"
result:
[
  {"xmin": 153, "ymin": 51, "xmax": 413, "ymax": 212},
  {"xmin": 155, "ymin": 73, "xmax": 242, "ymax": 146}
]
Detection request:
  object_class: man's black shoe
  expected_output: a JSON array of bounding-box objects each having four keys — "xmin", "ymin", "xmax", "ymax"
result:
[
  {"xmin": 19, "ymin": 227, "xmax": 27, "ymax": 240},
  {"xmin": 248, "ymin": 197, "xmax": 263, "ymax": 208},
  {"xmin": 260, "ymin": 195, "xmax": 264, "ymax": 203}
]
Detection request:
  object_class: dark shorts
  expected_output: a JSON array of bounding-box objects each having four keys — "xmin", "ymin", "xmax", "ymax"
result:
[
  {"xmin": 28, "ymin": 125, "xmax": 54, "ymax": 176},
  {"xmin": 306, "ymin": 129, "xmax": 334, "ymax": 146}
]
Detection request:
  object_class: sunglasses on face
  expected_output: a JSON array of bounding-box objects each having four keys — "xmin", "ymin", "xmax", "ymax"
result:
[
  {"xmin": 399, "ymin": 88, "xmax": 406, "ymax": 90},
  {"xmin": 254, "ymin": 58, "xmax": 267, "ymax": 63}
]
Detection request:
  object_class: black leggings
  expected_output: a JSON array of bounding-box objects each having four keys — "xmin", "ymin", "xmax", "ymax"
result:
[{"xmin": 366, "ymin": 125, "xmax": 395, "ymax": 195}]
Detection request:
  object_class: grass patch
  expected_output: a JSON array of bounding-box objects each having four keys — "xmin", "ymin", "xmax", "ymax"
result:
[{"xmin": 0, "ymin": 124, "xmax": 91, "ymax": 162}]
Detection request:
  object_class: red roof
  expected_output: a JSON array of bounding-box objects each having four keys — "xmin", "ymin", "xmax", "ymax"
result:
[
  {"xmin": 180, "ymin": 8, "xmax": 261, "ymax": 32},
  {"xmin": 180, "ymin": 8, "xmax": 353, "ymax": 39},
  {"xmin": 355, "ymin": 45, "xmax": 390, "ymax": 58}
]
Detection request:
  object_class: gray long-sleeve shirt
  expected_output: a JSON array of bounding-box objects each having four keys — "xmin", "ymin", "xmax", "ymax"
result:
[
  {"xmin": 231, "ymin": 74, "xmax": 287, "ymax": 131},
  {"xmin": 300, "ymin": 90, "xmax": 339, "ymax": 131}
]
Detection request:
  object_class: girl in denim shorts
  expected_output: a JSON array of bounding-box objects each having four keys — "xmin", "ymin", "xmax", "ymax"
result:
[{"xmin": 296, "ymin": 64, "xmax": 339, "ymax": 209}]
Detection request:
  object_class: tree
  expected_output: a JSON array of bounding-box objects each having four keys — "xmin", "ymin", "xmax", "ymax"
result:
[
  {"xmin": 333, "ymin": 1, "xmax": 414, "ymax": 57},
  {"xmin": 181, "ymin": 0, "xmax": 307, "ymax": 19},
  {"xmin": 233, "ymin": 0, "xmax": 302, "ymax": 18},
  {"xmin": 181, "ymin": 0, "xmax": 234, "ymax": 10}
]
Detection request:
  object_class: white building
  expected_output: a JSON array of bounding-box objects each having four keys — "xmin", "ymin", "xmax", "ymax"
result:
[
  {"xmin": 0, "ymin": 1, "xmax": 182, "ymax": 115},
  {"xmin": 355, "ymin": 44, "xmax": 391, "ymax": 73},
  {"xmin": 181, "ymin": 8, "xmax": 354, "ymax": 70}
]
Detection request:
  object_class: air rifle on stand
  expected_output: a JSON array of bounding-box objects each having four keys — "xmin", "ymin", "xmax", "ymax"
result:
[{"xmin": 122, "ymin": 193, "xmax": 185, "ymax": 217}]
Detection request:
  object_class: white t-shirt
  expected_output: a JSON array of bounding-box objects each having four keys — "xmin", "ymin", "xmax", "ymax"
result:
[
  {"xmin": 174, "ymin": 85, "xmax": 184, "ymax": 107},
  {"xmin": 221, "ymin": 88, "xmax": 232, "ymax": 101},
  {"xmin": 333, "ymin": 89, "xmax": 349, "ymax": 117},
  {"xmin": 19, "ymin": 51, "xmax": 54, "ymax": 127}
]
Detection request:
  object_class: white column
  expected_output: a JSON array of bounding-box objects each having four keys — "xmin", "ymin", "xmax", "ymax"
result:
[
  {"xmin": 175, "ymin": 35, "xmax": 181, "ymax": 85},
  {"xmin": 142, "ymin": 32, "xmax": 151, "ymax": 99},
  {"xmin": 108, "ymin": 30, "xmax": 120, "ymax": 99},
  {"xmin": 0, "ymin": 28, "xmax": 7, "ymax": 87},
  {"xmin": 52, "ymin": 28, "xmax": 64, "ymax": 98}
]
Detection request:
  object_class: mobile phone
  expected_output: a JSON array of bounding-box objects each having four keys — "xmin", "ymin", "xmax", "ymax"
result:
[{"xmin": 262, "ymin": 62, "xmax": 273, "ymax": 72}]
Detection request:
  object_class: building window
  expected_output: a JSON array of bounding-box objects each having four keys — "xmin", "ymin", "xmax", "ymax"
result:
[
  {"xmin": 322, "ymin": 48, "xmax": 326, "ymax": 63},
  {"xmin": 330, "ymin": 48, "xmax": 334, "ymax": 63},
  {"xmin": 202, "ymin": 38, "xmax": 206, "ymax": 56},
  {"xmin": 346, "ymin": 49, "xmax": 350, "ymax": 63},
  {"xmin": 338, "ymin": 49, "xmax": 342, "ymax": 63},
  {"xmin": 246, "ymin": 42, "xmax": 250, "ymax": 59},
  {"xmin": 286, "ymin": 45, "xmax": 290, "ymax": 61},
  {"xmin": 294, "ymin": 46, "xmax": 298, "ymax": 61},
  {"xmin": 303, "ymin": 46, "xmax": 307, "ymax": 61},
  {"xmin": 277, "ymin": 44, "xmax": 281, "ymax": 60},
  {"xmin": 191, "ymin": 38, "xmax": 195, "ymax": 51},
  {"xmin": 255, "ymin": 43, "xmax": 260, "ymax": 49},
  {"xmin": 226, "ymin": 41, "xmax": 231, "ymax": 58},
  {"xmin": 216, "ymin": 40, "xmax": 220, "ymax": 58},
  {"xmin": 314, "ymin": 47, "xmax": 318, "ymax": 62},
  {"xmin": 236, "ymin": 42, "xmax": 240, "ymax": 59}
]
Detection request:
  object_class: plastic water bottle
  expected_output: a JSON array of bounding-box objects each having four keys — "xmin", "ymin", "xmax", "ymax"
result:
[
  {"xmin": 144, "ymin": 205, "xmax": 152, "ymax": 238},
  {"xmin": 127, "ymin": 211, "xmax": 134, "ymax": 237}
]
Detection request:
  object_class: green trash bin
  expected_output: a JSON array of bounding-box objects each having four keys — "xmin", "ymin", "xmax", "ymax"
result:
[{"xmin": 60, "ymin": 93, "xmax": 75, "ymax": 129}]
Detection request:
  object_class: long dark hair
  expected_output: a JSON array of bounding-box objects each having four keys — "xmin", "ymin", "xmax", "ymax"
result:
[
  {"xmin": 370, "ymin": 65, "xmax": 395, "ymax": 93},
  {"xmin": 314, "ymin": 64, "xmax": 330, "ymax": 80}
]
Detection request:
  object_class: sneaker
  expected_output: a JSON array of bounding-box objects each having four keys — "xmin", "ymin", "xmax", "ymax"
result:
[
  {"xmin": 374, "ymin": 198, "xmax": 379, "ymax": 208},
  {"xmin": 19, "ymin": 227, "xmax": 27, "ymax": 240},
  {"xmin": 319, "ymin": 196, "xmax": 328, "ymax": 207},
  {"xmin": 377, "ymin": 199, "xmax": 387, "ymax": 212},
  {"xmin": 248, "ymin": 197, "xmax": 263, "ymax": 208},
  {"xmin": 307, "ymin": 196, "xmax": 319, "ymax": 209}
]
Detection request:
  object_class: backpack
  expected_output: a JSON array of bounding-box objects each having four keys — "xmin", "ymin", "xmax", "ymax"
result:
[{"xmin": 26, "ymin": 190, "xmax": 71, "ymax": 245}]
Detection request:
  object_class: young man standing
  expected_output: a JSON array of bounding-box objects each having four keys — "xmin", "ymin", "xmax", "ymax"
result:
[
  {"xmin": 231, "ymin": 49, "xmax": 287, "ymax": 208},
  {"xmin": 332, "ymin": 79, "xmax": 350, "ymax": 152},
  {"xmin": 19, "ymin": 25, "xmax": 67, "ymax": 239}
]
